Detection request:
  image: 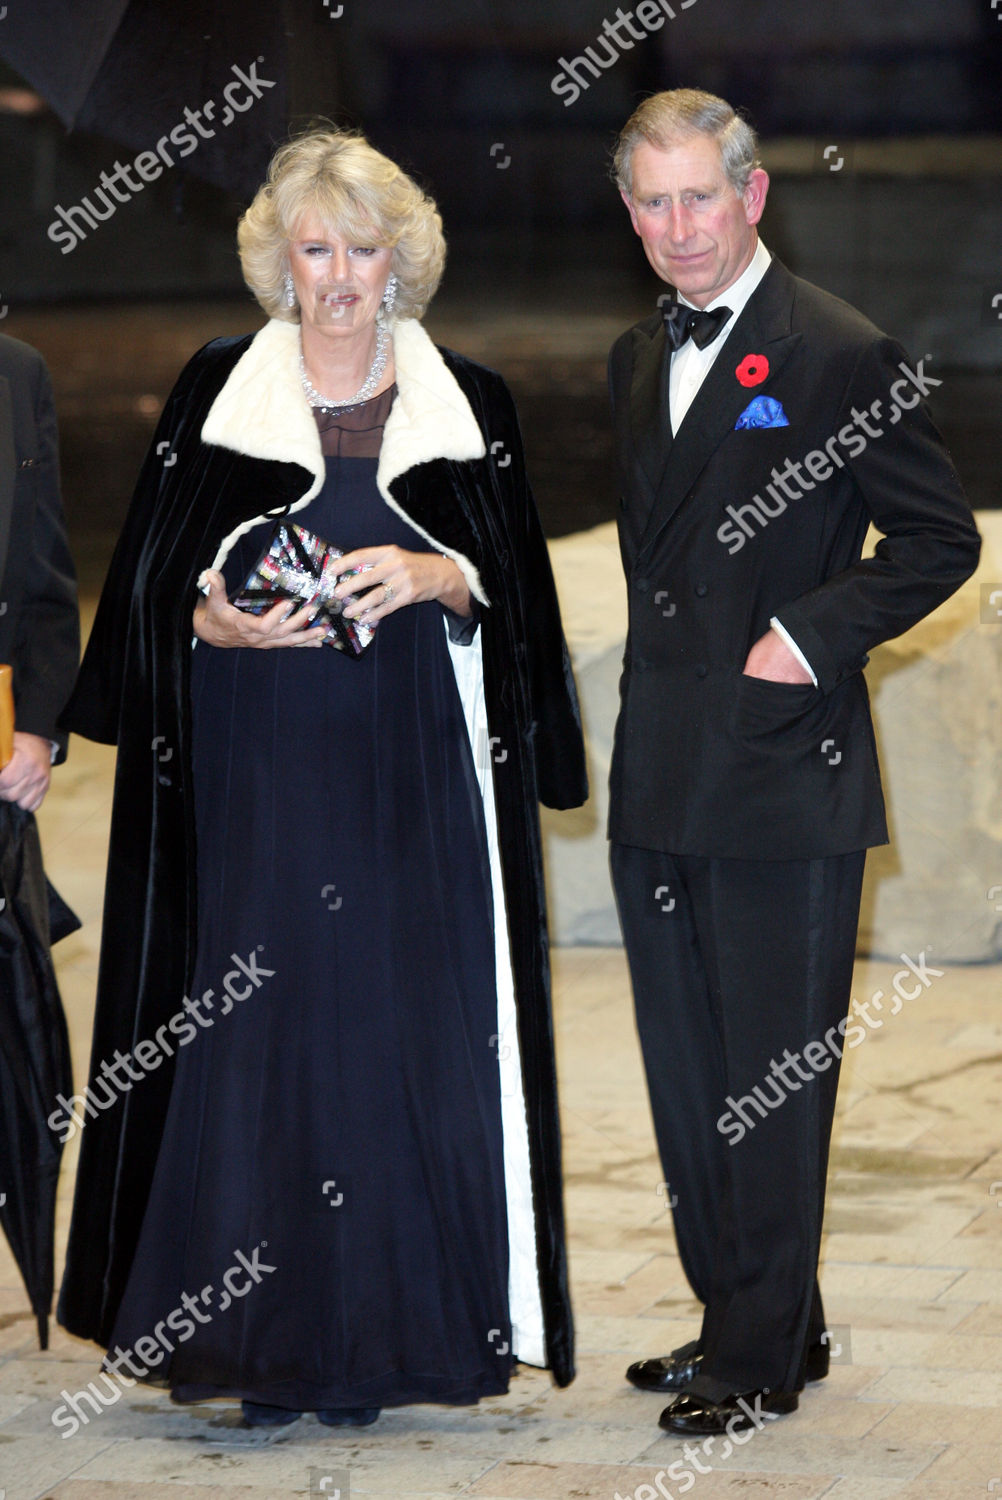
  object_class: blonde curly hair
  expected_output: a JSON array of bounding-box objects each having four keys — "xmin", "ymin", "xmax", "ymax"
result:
[{"xmin": 238, "ymin": 129, "xmax": 446, "ymax": 323}]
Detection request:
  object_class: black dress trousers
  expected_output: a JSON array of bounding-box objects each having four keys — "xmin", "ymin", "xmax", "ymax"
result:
[{"xmin": 611, "ymin": 842, "xmax": 866, "ymax": 1398}]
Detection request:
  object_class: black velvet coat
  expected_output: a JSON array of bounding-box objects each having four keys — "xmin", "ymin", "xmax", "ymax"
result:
[{"xmin": 57, "ymin": 320, "xmax": 587, "ymax": 1386}]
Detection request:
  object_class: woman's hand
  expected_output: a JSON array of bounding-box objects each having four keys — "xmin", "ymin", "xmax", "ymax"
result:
[
  {"xmin": 193, "ymin": 571, "xmax": 328, "ymax": 649},
  {"xmin": 333, "ymin": 546, "xmax": 471, "ymax": 624}
]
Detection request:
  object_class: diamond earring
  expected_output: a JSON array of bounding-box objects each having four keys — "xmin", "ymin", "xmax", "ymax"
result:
[
  {"xmin": 283, "ymin": 272, "xmax": 296, "ymax": 309},
  {"xmin": 381, "ymin": 273, "xmax": 398, "ymax": 315}
]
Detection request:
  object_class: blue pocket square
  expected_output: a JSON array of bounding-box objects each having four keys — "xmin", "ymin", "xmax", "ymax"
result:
[{"xmin": 734, "ymin": 395, "xmax": 789, "ymax": 430}]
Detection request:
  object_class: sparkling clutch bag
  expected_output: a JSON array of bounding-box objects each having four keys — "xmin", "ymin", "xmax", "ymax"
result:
[{"xmin": 230, "ymin": 522, "xmax": 375, "ymax": 657}]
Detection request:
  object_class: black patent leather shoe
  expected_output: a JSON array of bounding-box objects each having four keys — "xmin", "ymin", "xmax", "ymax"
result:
[
  {"xmin": 627, "ymin": 1340, "xmax": 829, "ymax": 1393},
  {"xmin": 659, "ymin": 1388, "xmax": 799, "ymax": 1436},
  {"xmin": 626, "ymin": 1349, "xmax": 703, "ymax": 1392}
]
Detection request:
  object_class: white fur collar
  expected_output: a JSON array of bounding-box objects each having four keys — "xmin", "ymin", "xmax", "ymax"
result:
[{"xmin": 200, "ymin": 317, "xmax": 488, "ymax": 603}]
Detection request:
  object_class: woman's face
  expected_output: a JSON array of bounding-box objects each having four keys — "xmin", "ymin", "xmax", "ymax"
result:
[{"xmin": 287, "ymin": 211, "xmax": 394, "ymax": 337}]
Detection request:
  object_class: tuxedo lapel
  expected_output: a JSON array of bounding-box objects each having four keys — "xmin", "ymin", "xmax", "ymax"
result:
[
  {"xmin": 637, "ymin": 260, "xmax": 802, "ymax": 560},
  {"xmin": 628, "ymin": 317, "xmax": 671, "ymax": 510}
]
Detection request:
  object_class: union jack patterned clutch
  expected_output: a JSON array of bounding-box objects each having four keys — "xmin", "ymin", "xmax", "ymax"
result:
[{"xmin": 230, "ymin": 522, "xmax": 375, "ymax": 657}]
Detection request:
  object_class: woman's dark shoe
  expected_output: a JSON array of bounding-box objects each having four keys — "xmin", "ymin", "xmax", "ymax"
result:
[
  {"xmin": 241, "ymin": 1400, "xmax": 303, "ymax": 1427},
  {"xmin": 317, "ymin": 1407, "xmax": 381, "ymax": 1427}
]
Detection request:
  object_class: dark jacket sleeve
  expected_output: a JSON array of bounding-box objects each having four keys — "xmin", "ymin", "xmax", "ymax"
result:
[
  {"xmin": 6, "ymin": 351, "xmax": 79, "ymax": 757},
  {"xmin": 774, "ymin": 337, "xmax": 981, "ymax": 695},
  {"xmin": 485, "ymin": 373, "xmax": 588, "ymax": 810}
]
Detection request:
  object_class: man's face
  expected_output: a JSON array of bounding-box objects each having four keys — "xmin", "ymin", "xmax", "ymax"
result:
[{"xmin": 622, "ymin": 135, "xmax": 769, "ymax": 308}]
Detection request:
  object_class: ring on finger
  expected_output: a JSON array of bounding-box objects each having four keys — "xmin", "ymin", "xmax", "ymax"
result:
[{"xmin": 383, "ymin": 582, "xmax": 394, "ymax": 604}]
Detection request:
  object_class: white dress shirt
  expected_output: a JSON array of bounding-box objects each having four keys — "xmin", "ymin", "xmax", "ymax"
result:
[
  {"xmin": 667, "ymin": 237, "xmax": 817, "ymax": 684},
  {"xmin": 668, "ymin": 236, "xmax": 772, "ymax": 432}
]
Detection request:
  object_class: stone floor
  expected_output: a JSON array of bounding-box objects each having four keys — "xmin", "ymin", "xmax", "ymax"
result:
[{"xmin": 2, "ymin": 627, "xmax": 1002, "ymax": 1498}]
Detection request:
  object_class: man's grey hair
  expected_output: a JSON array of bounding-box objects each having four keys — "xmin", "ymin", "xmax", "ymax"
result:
[{"xmin": 613, "ymin": 88, "xmax": 761, "ymax": 198}]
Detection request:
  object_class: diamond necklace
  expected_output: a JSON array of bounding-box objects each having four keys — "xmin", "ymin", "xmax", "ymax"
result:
[{"xmin": 299, "ymin": 323, "xmax": 390, "ymax": 413}]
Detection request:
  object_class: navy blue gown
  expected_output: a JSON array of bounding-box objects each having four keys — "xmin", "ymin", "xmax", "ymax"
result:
[{"xmin": 107, "ymin": 389, "xmax": 514, "ymax": 1410}]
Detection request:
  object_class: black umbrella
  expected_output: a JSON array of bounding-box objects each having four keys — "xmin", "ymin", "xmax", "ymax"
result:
[
  {"xmin": 0, "ymin": 802, "xmax": 79, "ymax": 1348},
  {"xmin": 0, "ymin": 0, "xmax": 292, "ymax": 198}
]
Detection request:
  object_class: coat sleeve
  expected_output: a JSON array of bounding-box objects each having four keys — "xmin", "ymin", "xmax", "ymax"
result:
[
  {"xmin": 773, "ymin": 337, "xmax": 981, "ymax": 695},
  {"xmin": 487, "ymin": 374, "xmax": 588, "ymax": 811},
  {"xmin": 10, "ymin": 353, "xmax": 79, "ymax": 758}
]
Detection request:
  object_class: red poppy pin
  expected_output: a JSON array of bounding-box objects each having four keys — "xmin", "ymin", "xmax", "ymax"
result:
[{"xmin": 736, "ymin": 354, "xmax": 769, "ymax": 388}]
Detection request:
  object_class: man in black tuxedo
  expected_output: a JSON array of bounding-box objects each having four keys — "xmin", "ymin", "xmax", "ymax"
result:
[
  {"xmin": 0, "ymin": 333, "xmax": 78, "ymax": 806},
  {"xmin": 607, "ymin": 89, "xmax": 979, "ymax": 1437}
]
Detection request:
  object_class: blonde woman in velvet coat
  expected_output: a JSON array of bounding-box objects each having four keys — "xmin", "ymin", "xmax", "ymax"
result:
[{"xmin": 57, "ymin": 130, "xmax": 586, "ymax": 1429}]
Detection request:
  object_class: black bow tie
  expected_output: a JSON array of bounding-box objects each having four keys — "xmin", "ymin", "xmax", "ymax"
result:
[{"xmin": 662, "ymin": 299, "xmax": 732, "ymax": 352}]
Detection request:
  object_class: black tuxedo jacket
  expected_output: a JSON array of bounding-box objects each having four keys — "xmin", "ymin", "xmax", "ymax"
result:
[
  {"xmin": 608, "ymin": 257, "xmax": 980, "ymax": 859},
  {"xmin": 0, "ymin": 335, "xmax": 78, "ymax": 759}
]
